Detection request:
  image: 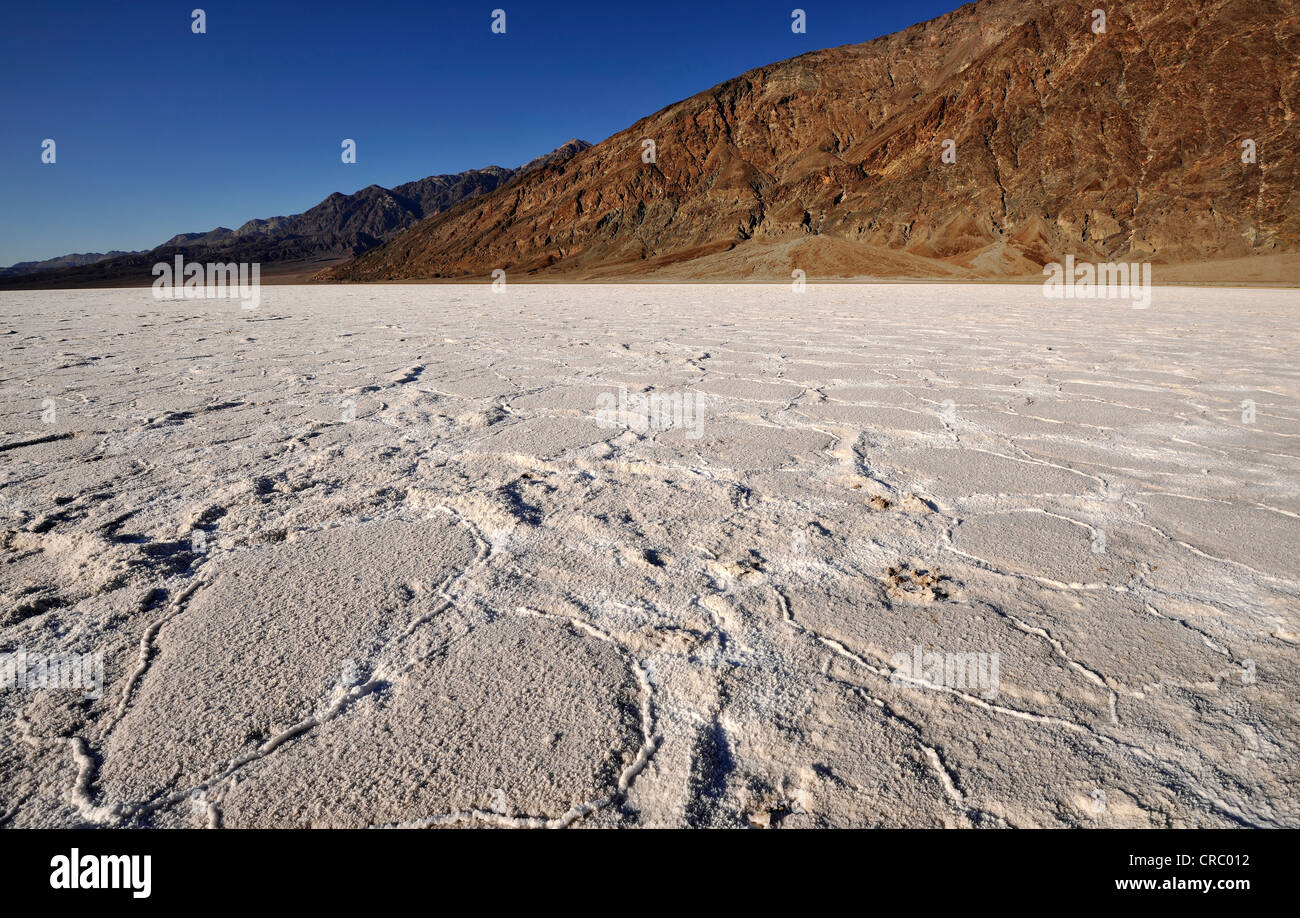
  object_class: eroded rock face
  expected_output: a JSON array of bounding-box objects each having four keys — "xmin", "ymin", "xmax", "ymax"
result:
[{"xmin": 328, "ymin": 0, "xmax": 1299, "ymax": 282}]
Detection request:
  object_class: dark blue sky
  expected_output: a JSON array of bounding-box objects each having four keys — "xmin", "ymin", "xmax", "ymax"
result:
[{"xmin": 0, "ymin": 0, "xmax": 961, "ymax": 265}]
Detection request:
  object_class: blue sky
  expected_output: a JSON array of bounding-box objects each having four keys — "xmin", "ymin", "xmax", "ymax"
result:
[{"xmin": 0, "ymin": 0, "xmax": 960, "ymax": 265}]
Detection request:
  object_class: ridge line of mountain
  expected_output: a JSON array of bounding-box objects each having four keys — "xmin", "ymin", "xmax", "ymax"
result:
[
  {"xmin": 0, "ymin": 139, "xmax": 592, "ymax": 287},
  {"xmin": 324, "ymin": 0, "xmax": 1298, "ymax": 284}
]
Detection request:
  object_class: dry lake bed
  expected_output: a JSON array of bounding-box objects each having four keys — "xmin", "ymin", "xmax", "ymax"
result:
[{"xmin": 1, "ymin": 283, "xmax": 1297, "ymax": 828}]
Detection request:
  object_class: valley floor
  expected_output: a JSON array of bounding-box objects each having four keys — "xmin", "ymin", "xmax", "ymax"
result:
[{"xmin": 1, "ymin": 283, "xmax": 1296, "ymax": 828}]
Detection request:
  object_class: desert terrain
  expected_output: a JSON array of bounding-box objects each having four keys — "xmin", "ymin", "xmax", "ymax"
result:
[
  {"xmin": 1, "ymin": 283, "xmax": 1296, "ymax": 828},
  {"xmin": 324, "ymin": 0, "xmax": 1299, "ymax": 286}
]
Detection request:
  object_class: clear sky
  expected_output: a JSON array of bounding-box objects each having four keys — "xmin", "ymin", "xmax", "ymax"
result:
[{"xmin": 0, "ymin": 0, "xmax": 961, "ymax": 265}]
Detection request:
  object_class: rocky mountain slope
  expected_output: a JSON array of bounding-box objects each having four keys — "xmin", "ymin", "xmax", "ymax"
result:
[
  {"xmin": 326, "ymin": 0, "xmax": 1298, "ymax": 282},
  {"xmin": 1, "ymin": 140, "xmax": 591, "ymax": 288}
]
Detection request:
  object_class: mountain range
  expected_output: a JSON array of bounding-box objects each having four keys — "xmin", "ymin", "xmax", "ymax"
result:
[
  {"xmin": 6, "ymin": 0, "xmax": 1297, "ymax": 288},
  {"xmin": 0, "ymin": 140, "xmax": 591, "ymax": 287},
  {"xmin": 0, "ymin": 251, "xmax": 139, "ymax": 281},
  {"xmin": 325, "ymin": 0, "xmax": 1298, "ymax": 283}
]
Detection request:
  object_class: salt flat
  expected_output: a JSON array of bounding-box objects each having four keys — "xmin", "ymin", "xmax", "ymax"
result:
[{"xmin": 1, "ymin": 283, "xmax": 1297, "ymax": 828}]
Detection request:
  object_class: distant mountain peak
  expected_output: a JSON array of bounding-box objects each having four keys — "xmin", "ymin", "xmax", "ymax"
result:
[
  {"xmin": 0, "ymin": 138, "xmax": 595, "ymax": 286},
  {"xmin": 517, "ymin": 139, "xmax": 593, "ymax": 174},
  {"xmin": 0, "ymin": 250, "xmax": 141, "ymax": 280}
]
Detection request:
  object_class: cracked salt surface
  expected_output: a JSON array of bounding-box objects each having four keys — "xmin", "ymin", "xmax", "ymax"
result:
[{"xmin": 0, "ymin": 284, "xmax": 1297, "ymax": 828}]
